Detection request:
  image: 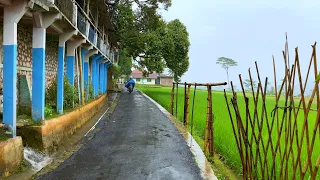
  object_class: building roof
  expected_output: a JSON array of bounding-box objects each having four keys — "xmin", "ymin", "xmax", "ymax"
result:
[
  {"xmin": 159, "ymin": 74, "xmax": 173, "ymax": 78},
  {"xmin": 131, "ymin": 69, "xmax": 158, "ymax": 79}
]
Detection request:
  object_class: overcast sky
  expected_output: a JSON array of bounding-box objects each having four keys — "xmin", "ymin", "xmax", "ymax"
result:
[{"xmin": 161, "ymin": 0, "xmax": 320, "ymax": 92}]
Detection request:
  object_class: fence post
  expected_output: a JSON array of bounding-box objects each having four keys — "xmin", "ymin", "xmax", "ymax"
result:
[
  {"xmin": 171, "ymin": 82, "xmax": 175, "ymax": 115},
  {"xmin": 175, "ymin": 82, "xmax": 178, "ymax": 117},
  {"xmin": 205, "ymin": 85, "xmax": 214, "ymax": 157},
  {"xmin": 184, "ymin": 82, "xmax": 187, "ymax": 125},
  {"xmin": 184, "ymin": 84, "xmax": 191, "ymax": 126}
]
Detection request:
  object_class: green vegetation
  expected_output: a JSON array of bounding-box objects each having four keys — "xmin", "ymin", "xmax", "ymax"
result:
[
  {"xmin": 46, "ymin": 77, "xmax": 79, "ymax": 113},
  {"xmin": 110, "ymin": 0, "xmax": 189, "ymax": 80},
  {"xmin": 137, "ymin": 85, "xmax": 320, "ymax": 179},
  {"xmin": 0, "ymin": 127, "xmax": 9, "ymax": 141}
]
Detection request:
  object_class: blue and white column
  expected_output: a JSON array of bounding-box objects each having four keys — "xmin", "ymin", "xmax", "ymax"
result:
[
  {"xmin": 80, "ymin": 49, "xmax": 88, "ymax": 103},
  {"xmin": 66, "ymin": 39, "xmax": 85, "ymax": 86},
  {"xmin": 32, "ymin": 12, "xmax": 60, "ymax": 121},
  {"xmin": 91, "ymin": 54, "xmax": 102, "ymax": 97},
  {"xmin": 32, "ymin": 27, "xmax": 46, "ymax": 121},
  {"xmin": 66, "ymin": 39, "xmax": 85, "ymax": 107},
  {"xmin": 99, "ymin": 60, "xmax": 104, "ymax": 94},
  {"xmin": 57, "ymin": 31, "xmax": 76, "ymax": 114},
  {"xmin": 3, "ymin": 0, "xmax": 28, "ymax": 136},
  {"xmin": 84, "ymin": 49, "xmax": 97, "ymax": 99}
]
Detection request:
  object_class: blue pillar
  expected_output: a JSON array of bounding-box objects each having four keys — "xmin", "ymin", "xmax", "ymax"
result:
[
  {"xmin": 84, "ymin": 61, "xmax": 89, "ymax": 99},
  {"xmin": 57, "ymin": 46, "xmax": 64, "ymax": 114},
  {"xmin": 3, "ymin": 2, "xmax": 28, "ymax": 137},
  {"xmin": 95, "ymin": 58, "xmax": 101, "ymax": 96},
  {"xmin": 66, "ymin": 55, "xmax": 75, "ymax": 86},
  {"xmin": 32, "ymin": 28, "xmax": 46, "ymax": 121},
  {"xmin": 103, "ymin": 63, "xmax": 106, "ymax": 93},
  {"xmin": 3, "ymin": 25, "xmax": 18, "ymax": 136},
  {"xmin": 99, "ymin": 62, "xmax": 104, "ymax": 94},
  {"xmin": 92, "ymin": 54, "xmax": 102, "ymax": 97},
  {"xmin": 106, "ymin": 63, "xmax": 110, "ymax": 93},
  {"xmin": 81, "ymin": 49, "xmax": 88, "ymax": 102}
]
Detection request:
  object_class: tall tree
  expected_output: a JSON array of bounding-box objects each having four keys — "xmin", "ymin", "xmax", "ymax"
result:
[
  {"xmin": 163, "ymin": 19, "xmax": 190, "ymax": 82},
  {"xmin": 108, "ymin": 0, "xmax": 189, "ymax": 81},
  {"xmin": 216, "ymin": 57, "xmax": 238, "ymax": 90}
]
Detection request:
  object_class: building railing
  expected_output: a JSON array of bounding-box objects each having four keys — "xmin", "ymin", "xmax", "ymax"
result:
[
  {"xmin": 54, "ymin": 0, "xmax": 75, "ymax": 25},
  {"xmin": 88, "ymin": 26, "xmax": 95, "ymax": 44},
  {"xmin": 97, "ymin": 38, "xmax": 101, "ymax": 51},
  {"xmin": 77, "ymin": 10, "xmax": 86, "ymax": 35},
  {"xmin": 53, "ymin": 0, "xmax": 112, "ymax": 58}
]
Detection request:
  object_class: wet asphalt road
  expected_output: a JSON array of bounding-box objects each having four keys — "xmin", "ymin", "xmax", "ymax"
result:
[{"xmin": 38, "ymin": 89, "xmax": 203, "ymax": 180}]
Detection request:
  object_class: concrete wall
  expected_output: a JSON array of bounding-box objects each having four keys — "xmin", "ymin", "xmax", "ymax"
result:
[
  {"xmin": 0, "ymin": 137, "xmax": 23, "ymax": 178},
  {"xmin": 17, "ymin": 94, "xmax": 108, "ymax": 154},
  {"xmin": 133, "ymin": 78, "xmax": 155, "ymax": 85},
  {"xmin": 160, "ymin": 77, "xmax": 173, "ymax": 86}
]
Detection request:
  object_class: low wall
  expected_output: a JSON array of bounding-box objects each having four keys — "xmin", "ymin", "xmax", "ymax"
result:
[
  {"xmin": 0, "ymin": 137, "xmax": 23, "ymax": 178},
  {"xmin": 17, "ymin": 94, "xmax": 107, "ymax": 154}
]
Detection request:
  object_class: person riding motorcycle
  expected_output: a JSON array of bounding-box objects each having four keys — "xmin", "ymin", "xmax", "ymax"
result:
[{"xmin": 125, "ymin": 76, "xmax": 136, "ymax": 91}]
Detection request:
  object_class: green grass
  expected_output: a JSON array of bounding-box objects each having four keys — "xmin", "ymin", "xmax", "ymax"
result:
[{"xmin": 137, "ymin": 85, "xmax": 320, "ymax": 179}]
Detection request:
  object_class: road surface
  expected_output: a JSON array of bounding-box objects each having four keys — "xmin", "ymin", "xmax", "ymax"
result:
[{"xmin": 38, "ymin": 89, "xmax": 203, "ymax": 180}]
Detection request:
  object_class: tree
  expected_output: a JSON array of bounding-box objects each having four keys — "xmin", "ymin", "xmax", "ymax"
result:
[
  {"xmin": 163, "ymin": 19, "xmax": 190, "ymax": 82},
  {"xmin": 118, "ymin": 49, "xmax": 132, "ymax": 76},
  {"xmin": 108, "ymin": 0, "xmax": 189, "ymax": 81},
  {"xmin": 216, "ymin": 57, "xmax": 237, "ymax": 90},
  {"xmin": 243, "ymin": 79, "xmax": 258, "ymax": 92}
]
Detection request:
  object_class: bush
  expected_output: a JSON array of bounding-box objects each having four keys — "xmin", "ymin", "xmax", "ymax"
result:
[
  {"xmin": 46, "ymin": 77, "xmax": 79, "ymax": 111},
  {"xmin": 84, "ymin": 80, "xmax": 94, "ymax": 100},
  {"xmin": 44, "ymin": 105, "xmax": 53, "ymax": 118}
]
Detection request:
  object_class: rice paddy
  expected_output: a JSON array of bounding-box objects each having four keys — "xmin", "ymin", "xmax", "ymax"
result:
[{"xmin": 137, "ymin": 85, "xmax": 320, "ymax": 179}]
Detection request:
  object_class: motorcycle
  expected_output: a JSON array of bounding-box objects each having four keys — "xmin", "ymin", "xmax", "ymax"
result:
[{"xmin": 128, "ymin": 84, "xmax": 133, "ymax": 93}]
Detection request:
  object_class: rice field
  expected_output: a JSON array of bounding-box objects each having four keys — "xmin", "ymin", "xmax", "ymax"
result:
[{"xmin": 137, "ymin": 85, "xmax": 320, "ymax": 179}]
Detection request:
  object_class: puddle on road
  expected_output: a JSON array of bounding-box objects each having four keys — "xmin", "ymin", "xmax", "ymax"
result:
[{"xmin": 141, "ymin": 92, "xmax": 218, "ymax": 180}]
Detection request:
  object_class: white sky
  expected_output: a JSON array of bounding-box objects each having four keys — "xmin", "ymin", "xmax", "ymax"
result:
[{"xmin": 161, "ymin": 0, "xmax": 320, "ymax": 93}]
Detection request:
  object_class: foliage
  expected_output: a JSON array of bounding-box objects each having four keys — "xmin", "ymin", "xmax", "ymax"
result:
[
  {"xmin": 163, "ymin": 19, "xmax": 190, "ymax": 82},
  {"xmin": 110, "ymin": 0, "xmax": 190, "ymax": 81},
  {"xmin": 46, "ymin": 77, "xmax": 79, "ymax": 111},
  {"xmin": 85, "ymin": 80, "xmax": 94, "ymax": 100},
  {"xmin": 316, "ymin": 74, "xmax": 320, "ymax": 81},
  {"xmin": 44, "ymin": 105, "xmax": 54, "ymax": 118},
  {"xmin": 138, "ymin": 85, "xmax": 320, "ymax": 179},
  {"xmin": 243, "ymin": 79, "xmax": 258, "ymax": 92},
  {"xmin": 216, "ymin": 57, "xmax": 238, "ymax": 89},
  {"xmin": 118, "ymin": 49, "xmax": 132, "ymax": 76}
]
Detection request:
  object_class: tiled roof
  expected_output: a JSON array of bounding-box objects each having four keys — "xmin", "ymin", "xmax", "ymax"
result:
[{"xmin": 131, "ymin": 69, "xmax": 158, "ymax": 79}]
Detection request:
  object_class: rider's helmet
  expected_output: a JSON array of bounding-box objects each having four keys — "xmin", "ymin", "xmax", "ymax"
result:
[{"xmin": 130, "ymin": 76, "xmax": 133, "ymax": 79}]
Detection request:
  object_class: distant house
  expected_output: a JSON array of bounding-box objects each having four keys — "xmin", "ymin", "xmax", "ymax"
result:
[
  {"xmin": 131, "ymin": 69, "xmax": 157, "ymax": 85},
  {"xmin": 156, "ymin": 74, "xmax": 174, "ymax": 86}
]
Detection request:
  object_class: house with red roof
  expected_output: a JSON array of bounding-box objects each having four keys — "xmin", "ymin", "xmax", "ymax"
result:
[{"xmin": 131, "ymin": 69, "xmax": 158, "ymax": 85}]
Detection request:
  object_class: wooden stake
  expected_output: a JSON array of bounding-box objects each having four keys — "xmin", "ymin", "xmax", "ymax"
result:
[
  {"xmin": 171, "ymin": 83, "xmax": 175, "ymax": 115},
  {"xmin": 205, "ymin": 85, "xmax": 214, "ymax": 157}
]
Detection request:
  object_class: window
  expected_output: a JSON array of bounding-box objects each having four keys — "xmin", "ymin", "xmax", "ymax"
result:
[
  {"xmin": 147, "ymin": 79, "xmax": 152, "ymax": 82},
  {"xmin": 136, "ymin": 78, "xmax": 141, "ymax": 82}
]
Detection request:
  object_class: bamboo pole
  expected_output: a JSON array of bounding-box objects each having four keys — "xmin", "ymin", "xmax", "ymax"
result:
[
  {"xmin": 175, "ymin": 82, "xmax": 178, "ymax": 117},
  {"xmin": 205, "ymin": 85, "xmax": 214, "ymax": 157},
  {"xmin": 171, "ymin": 83, "xmax": 175, "ymax": 115},
  {"xmin": 185, "ymin": 85, "xmax": 191, "ymax": 127},
  {"xmin": 184, "ymin": 82, "xmax": 187, "ymax": 125},
  {"xmin": 174, "ymin": 82, "xmax": 227, "ymax": 87},
  {"xmin": 76, "ymin": 48, "xmax": 81, "ymax": 104},
  {"xmin": 78, "ymin": 48, "xmax": 85, "ymax": 105}
]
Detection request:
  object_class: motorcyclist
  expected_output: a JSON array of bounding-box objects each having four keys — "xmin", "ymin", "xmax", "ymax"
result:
[{"xmin": 125, "ymin": 76, "xmax": 136, "ymax": 91}]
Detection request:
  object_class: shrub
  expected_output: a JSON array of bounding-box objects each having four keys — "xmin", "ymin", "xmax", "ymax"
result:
[{"xmin": 46, "ymin": 77, "xmax": 79, "ymax": 111}]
